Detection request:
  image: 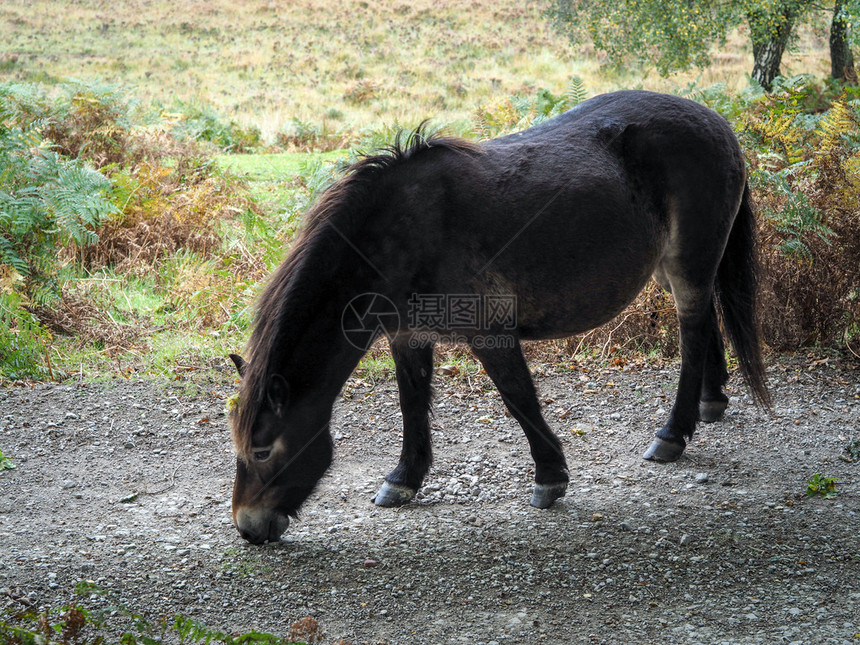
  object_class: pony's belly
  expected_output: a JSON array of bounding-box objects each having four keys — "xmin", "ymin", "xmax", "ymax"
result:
[{"xmin": 513, "ymin": 277, "xmax": 653, "ymax": 340}]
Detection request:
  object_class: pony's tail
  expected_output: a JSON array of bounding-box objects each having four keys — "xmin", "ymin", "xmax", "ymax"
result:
[{"xmin": 715, "ymin": 183, "xmax": 771, "ymax": 408}]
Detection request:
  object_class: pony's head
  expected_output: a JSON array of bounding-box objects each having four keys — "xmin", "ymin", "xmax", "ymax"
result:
[{"xmin": 228, "ymin": 354, "xmax": 333, "ymax": 544}]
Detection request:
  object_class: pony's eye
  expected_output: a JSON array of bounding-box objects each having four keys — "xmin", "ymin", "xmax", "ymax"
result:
[{"xmin": 253, "ymin": 449, "xmax": 271, "ymax": 462}]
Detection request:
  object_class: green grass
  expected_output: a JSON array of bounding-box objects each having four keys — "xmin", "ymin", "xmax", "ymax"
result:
[
  {"xmin": 45, "ymin": 263, "xmax": 255, "ymax": 382},
  {"xmin": 354, "ymin": 352, "xmax": 396, "ymax": 381},
  {"xmin": 215, "ymin": 151, "xmax": 346, "ymax": 180},
  {"xmin": 51, "ymin": 329, "xmax": 239, "ymax": 382},
  {"xmin": 215, "ymin": 151, "xmax": 346, "ymax": 210}
]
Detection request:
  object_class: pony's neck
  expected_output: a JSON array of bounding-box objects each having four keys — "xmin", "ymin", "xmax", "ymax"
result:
[{"xmin": 262, "ymin": 226, "xmax": 378, "ymax": 398}]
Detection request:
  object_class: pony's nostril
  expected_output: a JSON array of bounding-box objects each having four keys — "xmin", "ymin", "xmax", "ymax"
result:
[{"xmin": 238, "ymin": 527, "xmax": 265, "ymax": 544}]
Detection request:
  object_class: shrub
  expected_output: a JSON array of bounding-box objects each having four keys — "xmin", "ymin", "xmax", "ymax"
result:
[
  {"xmin": 45, "ymin": 81, "xmax": 137, "ymax": 167},
  {"xmin": 81, "ymin": 160, "xmax": 224, "ymax": 270},
  {"xmin": 1, "ymin": 80, "xmax": 267, "ymax": 377},
  {"xmin": 0, "ymin": 88, "xmax": 117, "ymax": 378},
  {"xmin": 0, "ymin": 79, "xmax": 140, "ymax": 169},
  {"xmin": 0, "ymin": 82, "xmax": 262, "ymax": 282},
  {"xmin": 0, "ymin": 103, "xmax": 116, "ymax": 295},
  {"xmin": 0, "ymin": 288, "xmax": 54, "ymax": 380},
  {"xmin": 169, "ymin": 99, "xmax": 262, "ymax": 152},
  {"xmin": 474, "ymin": 77, "xmax": 587, "ymax": 138},
  {"xmin": 732, "ymin": 78, "xmax": 860, "ymax": 349}
]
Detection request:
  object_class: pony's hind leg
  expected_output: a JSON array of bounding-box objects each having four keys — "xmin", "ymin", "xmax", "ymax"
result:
[
  {"xmin": 656, "ymin": 274, "xmax": 729, "ymax": 424},
  {"xmin": 373, "ymin": 338, "xmax": 435, "ymax": 507},
  {"xmin": 470, "ymin": 339, "xmax": 569, "ymax": 508},
  {"xmin": 699, "ymin": 305, "xmax": 729, "ymax": 423},
  {"xmin": 644, "ymin": 281, "xmax": 714, "ymax": 463}
]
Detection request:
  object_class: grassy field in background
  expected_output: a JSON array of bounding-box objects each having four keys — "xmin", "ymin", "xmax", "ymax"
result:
[{"xmin": 1, "ymin": 0, "xmax": 832, "ymax": 141}]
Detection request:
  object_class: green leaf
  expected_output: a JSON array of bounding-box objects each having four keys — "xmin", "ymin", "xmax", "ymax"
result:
[{"xmin": 0, "ymin": 449, "xmax": 15, "ymax": 471}]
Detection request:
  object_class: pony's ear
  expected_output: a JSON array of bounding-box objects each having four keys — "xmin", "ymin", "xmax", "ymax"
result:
[
  {"xmin": 266, "ymin": 374, "xmax": 290, "ymax": 416},
  {"xmin": 229, "ymin": 354, "xmax": 246, "ymax": 377}
]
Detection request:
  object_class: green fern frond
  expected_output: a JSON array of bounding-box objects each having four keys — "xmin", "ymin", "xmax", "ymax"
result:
[
  {"xmin": 0, "ymin": 289, "xmax": 52, "ymax": 379},
  {"xmin": 0, "ymin": 237, "xmax": 28, "ymax": 275},
  {"xmin": 0, "ymin": 88, "xmax": 117, "ymax": 297},
  {"xmin": 778, "ymin": 238, "xmax": 812, "ymax": 260},
  {"xmin": 565, "ymin": 76, "xmax": 588, "ymax": 108},
  {"xmin": 510, "ymin": 95, "xmax": 533, "ymax": 118}
]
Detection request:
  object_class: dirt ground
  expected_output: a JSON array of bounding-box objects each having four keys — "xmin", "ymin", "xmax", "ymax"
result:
[{"xmin": 1, "ymin": 355, "xmax": 858, "ymax": 644}]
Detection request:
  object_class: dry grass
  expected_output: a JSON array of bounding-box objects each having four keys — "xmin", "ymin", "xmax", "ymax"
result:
[
  {"xmin": 32, "ymin": 286, "xmax": 145, "ymax": 352},
  {"xmin": 81, "ymin": 161, "xmax": 231, "ymax": 270},
  {"xmin": 288, "ymin": 616, "xmax": 325, "ymax": 644},
  {"xmin": 276, "ymin": 126, "xmax": 353, "ymax": 153},
  {"xmin": 758, "ymin": 220, "xmax": 860, "ymax": 351}
]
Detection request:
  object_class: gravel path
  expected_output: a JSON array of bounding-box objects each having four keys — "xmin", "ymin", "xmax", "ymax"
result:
[{"xmin": 1, "ymin": 356, "xmax": 858, "ymax": 644}]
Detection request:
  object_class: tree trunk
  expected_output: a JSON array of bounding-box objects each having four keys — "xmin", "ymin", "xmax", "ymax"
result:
[
  {"xmin": 830, "ymin": 0, "xmax": 857, "ymax": 83},
  {"xmin": 750, "ymin": 11, "xmax": 795, "ymax": 91}
]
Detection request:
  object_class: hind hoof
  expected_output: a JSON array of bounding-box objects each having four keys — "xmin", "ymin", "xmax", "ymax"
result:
[
  {"xmin": 699, "ymin": 399, "xmax": 728, "ymax": 423},
  {"xmin": 372, "ymin": 481, "xmax": 417, "ymax": 507},
  {"xmin": 643, "ymin": 438, "xmax": 685, "ymax": 463},
  {"xmin": 530, "ymin": 482, "xmax": 568, "ymax": 509}
]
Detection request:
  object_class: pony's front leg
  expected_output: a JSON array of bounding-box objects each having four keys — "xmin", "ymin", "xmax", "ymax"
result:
[
  {"xmin": 373, "ymin": 338, "xmax": 434, "ymax": 507},
  {"xmin": 470, "ymin": 339, "xmax": 569, "ymax": 509}
]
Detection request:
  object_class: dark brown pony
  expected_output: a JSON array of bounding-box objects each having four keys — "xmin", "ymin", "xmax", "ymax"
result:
[{"xmin": 229, "ymin": 90, "xmax": 770, "ymax": 544}]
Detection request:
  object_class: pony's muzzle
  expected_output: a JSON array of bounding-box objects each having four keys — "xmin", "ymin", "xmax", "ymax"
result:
[{"xmin": 234, "ymin": 507, "xmax": 290, "ymax": 544}]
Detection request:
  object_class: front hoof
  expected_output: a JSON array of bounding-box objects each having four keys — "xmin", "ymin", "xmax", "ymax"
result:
[
  {"xmin": 372, "ymin": 481, "xmax": 417, "ymax": 507},
  {"xmin": 530, "ymin": 482, "xmax": 568, "ymax": 509},
  {"xmin": 643, "ymin": 437, "xmax": 685, "ymax": 462},
  {"xmin": 698, "ymin": 399, "xmax": 728, "ymax": 423}
]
